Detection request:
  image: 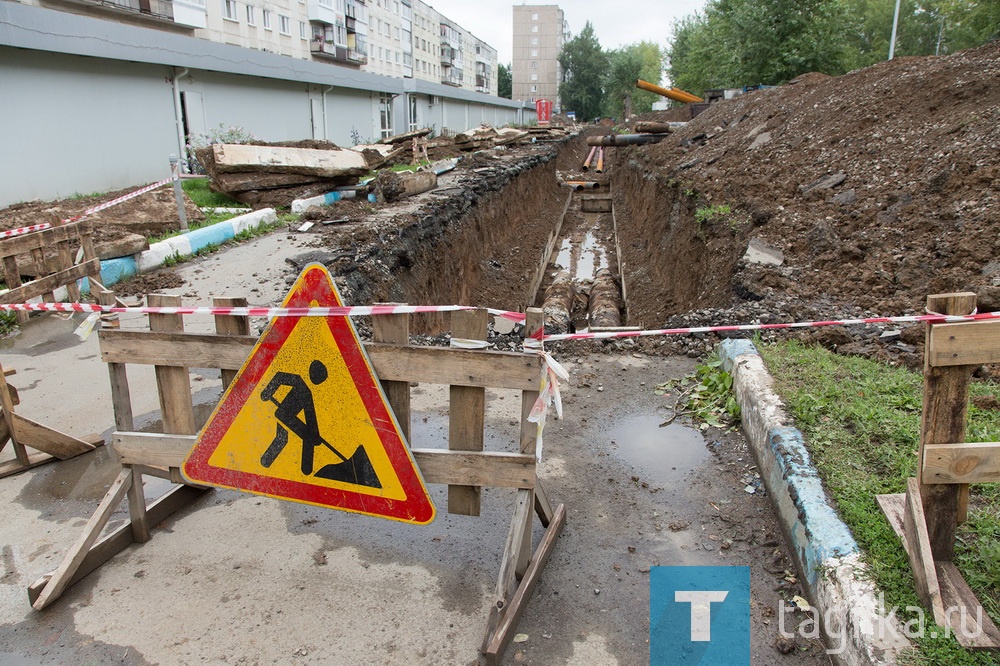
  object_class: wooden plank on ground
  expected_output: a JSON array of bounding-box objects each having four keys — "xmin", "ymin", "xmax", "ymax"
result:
[
  {"xmin": 919, "ymin": 293, "xmax": 977, "ymax": 556},
  {"xmin": 371, "ymin": 309, "xmax": 411, "ymax": 442},
  {"xmin": 149, "ymin": 295, "xmax": 196, "ymax": 436},
  {"xmin": 27, "ymin": 484, "xmax": 206, "ymax": 606},
  {"xmin": 1, "ymin": 258, "xmax": 100, "ymax": 305},
  {"xmin": 922, "ymin": 442, "xmax": 1000, "ymax": 485},
  {"xmin": 31, "ymin": 468, "xmax": 132, "ymax": 610},
  {"xmin": 0, "ymin": 450, "xmax": 54, "ymax": 478},
  {"xmin": 449, "ymin": 308, "xmax": 488, "ymax": 516},
  {"xmin": 928, "ymin": 320, "xmax": 1000, "ymax": 367},
  {"xmin": 904, "ymin": 478, "xmax": 946, "ymax": 626},
  {"xmin": 213, "ymin": 297, "xmax": 251, "ymax": 391},
  {"xmin": 10, "ymin": 414, "xmax": 98, "ymax": 459},
  {"xmin": 936, "ymin": 561, "xmax": 1000, "ymax": 649},
  {"xmin": 484, "ymin": 503, "xmax": 567, "ymax": 665}
]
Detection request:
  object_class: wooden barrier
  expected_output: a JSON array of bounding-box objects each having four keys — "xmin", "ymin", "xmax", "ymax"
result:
[
  {"xmin": 28, "ymin": 298, "xmax": 564, "ymax": 664},
  {"xmin": 877, "ymin": 292, "xmax": 1000, "ymax": 649},
  {"xmin": 0, "ymin": 220, "xmax": 102, "ymax": 324}
]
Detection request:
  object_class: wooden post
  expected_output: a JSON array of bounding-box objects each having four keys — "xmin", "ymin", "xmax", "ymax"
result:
[
  {"xmin": 2, "ymin": 255, "xmax": 28, "ymax": 324},
  {"xmin": 213, "ymin": 297, "xmax": 250, "ymax": 391},
  {"xmin": 371, "ymin": 308, "xmax": 411, "ymax": 442},
  {"xmin": 919, "ymin": 292, "xmax": 976, "ymax": 560},
  {"xmin": 100, "ymin": 290, "xmax": 133, "ymax": 431},
  {"xmin": 0, "ymin": 359, "xmax": 28, "ymax": 465},
  {"xmin": 148, "ymin": 294, "xmax": 196, "ymax": 436},
  {"xmin": 448, "ymin": 308, "xmax": 488, "ymax": 516}
]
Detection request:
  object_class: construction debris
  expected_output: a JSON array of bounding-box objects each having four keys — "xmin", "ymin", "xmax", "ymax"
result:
[{"xmin": 372, "ymin": 170, "xmax": 438, "ymax": 203}]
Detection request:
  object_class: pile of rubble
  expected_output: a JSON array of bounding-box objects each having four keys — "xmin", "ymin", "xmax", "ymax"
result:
[{"xmin": 195, "ymin": 125, "xmax": 572, "ymax": 208}]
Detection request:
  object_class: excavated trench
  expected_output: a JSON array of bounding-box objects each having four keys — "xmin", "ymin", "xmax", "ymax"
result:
[{"xmin": 328, "ymin": 132, "xmax": 737, "ymax": 331}]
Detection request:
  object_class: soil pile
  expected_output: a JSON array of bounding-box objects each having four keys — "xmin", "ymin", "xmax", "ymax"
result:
[{"xmin": 635, "ymin": 40, "xmax": 1000, "ymax": 318}]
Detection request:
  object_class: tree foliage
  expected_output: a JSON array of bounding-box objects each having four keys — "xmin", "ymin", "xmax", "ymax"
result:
[
  {"xmin": 603, "ymin": 42, "xmax": 663, "ymax": 118},
  {"xmin": 558, "ymin": 22, "xmax": 609, "ymax": 121},
  {"xmin": 498, "ymin": 63, "xmax": 512, "ymax": 99},
  {"xmin": 667, "ymin": 0, "xmax": 999, "ymax": 95}
]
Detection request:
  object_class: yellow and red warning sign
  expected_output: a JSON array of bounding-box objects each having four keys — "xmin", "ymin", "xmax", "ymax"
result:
[{"xmin": 182, "ymin": 263, "xmax": 435, "ymax": 525}]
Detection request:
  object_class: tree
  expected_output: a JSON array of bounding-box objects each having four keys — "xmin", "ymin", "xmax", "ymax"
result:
[
  {"xmin": 498, "ymin": 63, "xmax": 512, "ymax": 99},
  {"xmin": 558, "ymin": 22, "xmax": 609, "ymax": 121},
  {"xmin": 604, "ymin": 42, "xmax": 663, "ymax": 118}
]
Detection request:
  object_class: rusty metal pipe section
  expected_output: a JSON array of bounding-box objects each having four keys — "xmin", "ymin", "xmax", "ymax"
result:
[
  {"xmin": 542, "ymin": 271, "xmax": 575, "ymax": 334},
  {"xmin": 588, "ymin": 269, "xmax": 623, "ymax": 328},
  {"xmin": 595, "ymin": 147, "xmax": 605, "ymax": 173},
  {"xmin": 586, "ymin": 134, "xmax": 669, "ymax": 147},
  {"xmin": 636, "ymin": 79, "xmax": 703, "ymax": 104},
  {"xmin": 563, "ymin": 181, "xmax": 600, "ymax": 190},
  {"xmin": 582, "ymin": 146, "xmax": 597, "ymax": 171}
]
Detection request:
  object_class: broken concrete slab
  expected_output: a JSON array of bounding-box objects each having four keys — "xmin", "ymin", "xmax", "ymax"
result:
[
  {"xmin": 743, "ymin": 237, "xmax": 785, "ymax": 266},
  {"xmin": 747, "ymin": 131, "xmax": 772, "ymax": 151},
  {"xmin": 829, "ymin": 189, "xmax": 857, "ymax": 206},
  {"xmin": 96, "ymin": 233, "xmax": 149, "ymax": 260},
  {"xmin": 211, "ymin": 144, "xmax": 374, "ymax": 178}
]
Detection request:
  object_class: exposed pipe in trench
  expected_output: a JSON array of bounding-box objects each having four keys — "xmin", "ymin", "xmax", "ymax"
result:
[
  {"xmin": 582, "ymin": 146, "xmax": 597, "ymax": 171},
  {"xmin": 595, "ymin": 147, "xmax": 605, "ymax": 173},
  {"xmin": 587, "ymin": 134, "xmax": 669, "ymax": 147},
  {"xmin": 588, "ymin": 268, "xmax": 623, "ymax": 328},
  {"xmin": 542, "ymin": 271, "xmax": 574, "ymax": 334}
]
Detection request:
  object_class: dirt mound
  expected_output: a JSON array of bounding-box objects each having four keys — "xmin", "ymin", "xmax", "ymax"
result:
[{"xmin": 636, "ymin": 40, "xmax": 1000, "ymax": 317}]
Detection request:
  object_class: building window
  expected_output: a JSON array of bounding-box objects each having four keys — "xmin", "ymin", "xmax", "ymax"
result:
[
  {"xmin": 300, "ymin": 21, "xmax": 306, "ymax": 39},
  {"xmin": 245, "ymin": 4, "xmax": 255, "ymax": 24},
  {"xmin": 532, "ymin": 25, "xmax": 538, "ymax": 33},
  {"xmin": 379, "ymin": 93, "xmax": 393, "ymax": 139},
  {"xmin": 531, "ymin": 85, "xmax": 537, "ymax": 93},
  {"xmin": 531, "ymin": 12, "xmax": 538, "ymax": 20},
  {"xmin": 262, "ymin": 9, "xmax": 271, "ymax": 28},
  {"xmin": 531, "ymin": 61, "xmax": 537, "ymax": 68},
  {"xmin": 223, "ymin": 0, "xmax": 237, "ymax": 20},
  {"xmin": 531, "ymin": 37, "xmax": 538, "ymax": 45},
  {"xmin": 279, "ymin": 14, "xmax": 290, "ymax": 34},
  {"xmin": 530, "ymin": 73, "xmax": 538, "ymax": 81},
  {"xmin": 531, "ymin": 49, "xmax": 538, "ymax": 57}
]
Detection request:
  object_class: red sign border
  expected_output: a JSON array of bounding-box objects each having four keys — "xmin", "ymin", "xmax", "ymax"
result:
[{"xmin": 182, "ymin": 263, "xmax": 435, "ymax": 525}]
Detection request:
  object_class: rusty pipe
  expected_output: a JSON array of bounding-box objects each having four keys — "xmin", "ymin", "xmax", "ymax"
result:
[
  {"xmin": 586, "ymin": 134, "xmax": 669, "ymax": 147},
  {"xmin": 595, "ymin": 147, "xmax": 605, "ymax": 173},
  {"xmin": 582, "ymin": 146, "xmax": 597, "ymax": 171},
  {"xmin": 636, "ymin": 79, "xmax": 703, "ymax": 104}
]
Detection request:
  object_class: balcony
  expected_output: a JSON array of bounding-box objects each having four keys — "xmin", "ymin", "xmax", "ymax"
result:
[
  {"xmin": 310, "ymin": 40, "xmax": 367, "ymax": 66},
  {"xmin": 441, "ymin": 72, "xmax": 463, "ymax": 87},
  {"xmin": 307, "ymin": 0, "xmax": 338, "ymax": 25},
  {"xmin": 60, "ymin": 0, "xmax": 206, "ymax": 28}
]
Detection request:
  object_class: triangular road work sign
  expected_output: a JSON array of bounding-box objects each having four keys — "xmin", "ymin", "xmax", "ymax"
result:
[{"xmin": 183, "ymin": 263, "xmax": 435, "ymax": 525}]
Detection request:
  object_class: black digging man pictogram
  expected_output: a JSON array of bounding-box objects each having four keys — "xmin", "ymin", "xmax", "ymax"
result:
[{"xmin": 259, "ymin": 359, "xmax": 381, "ymax": 488}]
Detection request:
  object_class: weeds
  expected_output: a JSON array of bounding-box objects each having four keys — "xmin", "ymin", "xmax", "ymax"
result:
[
  {"xmin": 182, "ymin": 178, "xmax": 246, "ymax": 209},
  {"xmin": 655, "ymin": 354, "xmax": 740, "ymax": 429},
  {"xmin": 694, "ymin": 203, "xmax": 732, "ymax": 227}
]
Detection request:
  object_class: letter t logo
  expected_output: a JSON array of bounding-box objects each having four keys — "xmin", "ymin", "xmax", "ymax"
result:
[{"xmin": 675, "ymin": 590, "xmax": 729, "ymax": 641}]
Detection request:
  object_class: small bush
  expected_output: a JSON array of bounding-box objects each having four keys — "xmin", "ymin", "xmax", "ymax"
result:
[{"xmin": 185, "ymin": 124, "xmax": 259, "ymax": 174}]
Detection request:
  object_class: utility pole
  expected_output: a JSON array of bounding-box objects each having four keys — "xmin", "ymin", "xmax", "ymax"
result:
[{"xmin": 889, "ymin": 0, "xmax": 901, "ymax": 60}]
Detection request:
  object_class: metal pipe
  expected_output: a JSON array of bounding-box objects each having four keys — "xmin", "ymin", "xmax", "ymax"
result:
[
  {"xmin": 889, "ymin": 0, "xmax": 901, "ymax": 60},
  {"xmin": 586, "ymin": 134, "xmax": 669, "ymax": 147},
  {"xmin": 595, "ymin": 147, "xmax": 604, "ymax": 173},
  {"xmin": 635, "ymin": 79, "xmax": 703, "ymax": 104},
  {"xmin": 564, "ymin": 181, "xmax": 599, "ymax": 190},
  {"xmin": 172, "ymin": 67, "xmax": 189, "ymax": 173},
  {"xmin": 582, "ymin": 145, "xmax": 597, "ymax": 171}
]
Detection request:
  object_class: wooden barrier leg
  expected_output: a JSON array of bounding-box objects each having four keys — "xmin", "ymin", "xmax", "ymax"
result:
[
  {"xmin": 371, "ymin": 309, "xmax": 412, "ymax": 442},
  {"xmin": 32, "ymin": 469, "xmax": 132, "ymax": 610},
  {"xmin": 100, "ymin": 290, "xmax": 134, "ymax": 431},
  {"xmin": 449, "ymin": 309, "xmax": 488, "ymax": 516}
]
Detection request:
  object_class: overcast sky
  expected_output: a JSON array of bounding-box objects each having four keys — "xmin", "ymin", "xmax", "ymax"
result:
[{"xmin": 426, "ymin": 0, "xmax": 709, "ymax": 66}]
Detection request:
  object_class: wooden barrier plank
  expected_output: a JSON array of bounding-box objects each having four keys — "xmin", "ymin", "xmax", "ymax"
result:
[
  {"xmin": 149, "ymin": 295, "xmax": 196, "ymax": 437},
  {"xmin": 10, "ymin": 414, "xmax": 97, "ymax": 459},
  {"xmin": 928, "ymin": 320, "xmax": 1000, "ymax": 367},
  {"xmin": 99, "ymin": 290, "xmax": 134, "ymax": 432},
  {"xmin": 214, "ymin": 297, "xmax": 250, "ymax": 391},
  {"xmin": 903, "ymin": 478, "xmax": 946, "ymax": 625},
  {"xmin": 936, "ymin": 562, "xmax": 1000, "ymax": 649},
  {"xmin": 922, "ymin": 442, "xmax": 1000, "ymax": 485},
  {"xmin": 113, "ymin": 432, "xmax": 537, "ymax": 489},
  {"xmin": 100, "ymin": 331, "xmax": 542, "ymax": 390},
  {"xmin": 1, "ymin": 258, "xmax": 100, "ymax": 305},
  {"xmin": 920, "ymin": 293, "xmax": 976, "ymax": 557},
  {"xmin": 32, "ymin": 468, "xmax": 132, "ymax": 610},
  {"xmin": 27, "ymin": 484, "xmax": 206, "ymax": 606},
  {"xmin": 371, "ymin": 309, "xmax": 411, "ymax": 442},
  {"xmin": 449, "ymin": 308, "xmax": 488, "ymax": 516},
  {"xmin": 0, "ymin": 221, "xmax": 92, "ymax": 256},
  {"xmin": 485, "ymin": 503, "xmax": 567, "ymax": 665}
]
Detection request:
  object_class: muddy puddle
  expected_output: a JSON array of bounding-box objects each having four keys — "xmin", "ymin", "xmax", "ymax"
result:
[
  {"xmin": 603, "ymin": 412, "xmax": 710, "ymax": 485},
  {"xmin": 0, "ymin": 312, "xmax": 91, "ymax": 357}
]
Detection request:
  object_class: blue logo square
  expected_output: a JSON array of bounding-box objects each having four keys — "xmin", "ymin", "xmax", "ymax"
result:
[{"xmin": 650, "ymin": 566, "xmax": 750, "ymax": 665}]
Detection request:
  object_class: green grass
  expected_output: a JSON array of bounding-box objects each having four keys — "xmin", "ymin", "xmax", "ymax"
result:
[
  {"xmin": 181, "ymin": 177, "xmax": 247, "ymax": 209},
  {"xmin": 759, "ymin": 340, "xmax": 1000, "ymax": 664}
]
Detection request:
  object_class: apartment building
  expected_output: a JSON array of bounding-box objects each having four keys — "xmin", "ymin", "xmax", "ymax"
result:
[{"xmin": 512, "ymin": 4, "xmax": 569, "ymax": 108}]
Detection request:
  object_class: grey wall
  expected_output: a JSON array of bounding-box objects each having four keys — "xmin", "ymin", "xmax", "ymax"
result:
[{"xmin": 0, "ymin": 48, "xmax": 178, "ymax": 204}]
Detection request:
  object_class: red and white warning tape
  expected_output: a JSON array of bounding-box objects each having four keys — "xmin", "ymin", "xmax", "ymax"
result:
[
  {"xmin": 0, "ymin": 177, "xmax": 173, "ymax": 240},
  {"xmin": 2, "ymin": 301, "xmax": 997, "ymax": 339}
]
